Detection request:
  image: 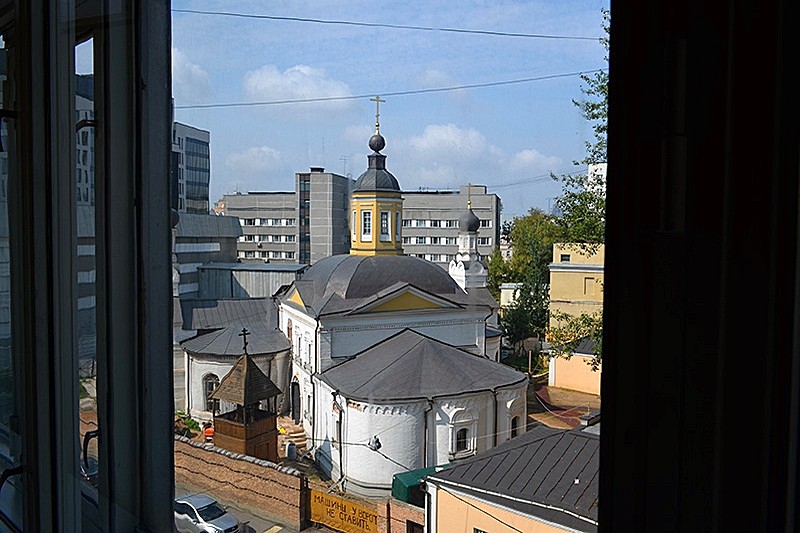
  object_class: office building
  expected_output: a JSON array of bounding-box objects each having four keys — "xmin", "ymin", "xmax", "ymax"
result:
[
  {"xmin": 401, "ymin": 184, "xmax": 501, "ymax": 265},
  {"xmin": 223, "ymin": 181, "xmax": 501, "ymax": 268},
  {"xmin": 172, "ymin": 122, "xmax": 211, "ymax": 214}
]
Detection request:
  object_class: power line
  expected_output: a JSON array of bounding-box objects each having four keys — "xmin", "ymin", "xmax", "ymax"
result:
[
  {"xmin": 437, "ymin": 485, "xmax": 525, "ymax": 533},
  {"xmin": 174, "ymin": 69, "xmax": 607, "ymax": 110},
  {"xmin": 171, "ymin": 8, "xmax": 601, "ymax": 41}
]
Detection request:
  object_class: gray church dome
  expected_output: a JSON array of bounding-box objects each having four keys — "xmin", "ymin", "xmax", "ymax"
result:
[
  {"xmin": 459, "ymin": 208, "xmax": 480, "ymax": 233},
  {"xmin": 353, "ymin": 133, "xmax": 401, "ymax": 192}
]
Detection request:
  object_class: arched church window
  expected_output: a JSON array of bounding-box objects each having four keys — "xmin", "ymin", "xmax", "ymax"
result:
[
  {"xmin": 203, "ymin": 374, "xmax": 219, "ymax": 412},
  {"xmin": 456, "ymin": 428, "xmax": 469, "ymax": 452},
  {"xmin": 511, "ymin": 416, "xmax": 520, "ymax": 438}
]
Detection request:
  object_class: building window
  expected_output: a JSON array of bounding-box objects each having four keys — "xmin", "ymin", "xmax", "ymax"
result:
[
  {"xmin": 402, "ymin": 219, "xmax": 412, "ymax": 227},
  {"xmin": 361, "ymin": 210, "xmax": 372, "ymax": 241},
  {"xmin": 456, "ymin": 428, "xmax": 469, "ymax": 452},
  {"xmin": 480, "ymin": 219, "xmax": 492, "ymax": 228},
  {"xmin": 402, "ymin": 237, "xmax": 412, "ymax": 245},
  {"xmin": 445, "ymin": 237, "xmax": 457, "ymax": 245},
  {"xmin": 430, "ymin": 236, "xmax": 440, "ymax": 245},
  {"xmin": 561, "ymin": 253, "xmax": 571, "ymax": 262},
  {"xmin": 430, "ymin": 219, "xmax": 441, "ymax": 227},
  {"xmin": 285, "ymin": 218, "xmax": 296, "ymax": 226},
  {"xmin": 416, "ymin": 236, "xmax": 426, "ymax": 245},
  {"xmin": 414, "ymin": 219, "xmax": 426, "ymax": 227},
  {"xmin": 271, "ymin": 218, "xmax": 281, "ymax": 226},
  {"xmin": 204, "ymin": 374, "xmax": 220, "ymax": 412},
  {"xmin": 478, "ymin": 237, "xmax": 492, "ymax": 246},
  {"xmin": 407, "ymin": 522, "xmax": 424, "ymax": 533},
  {"xmin": 242, "ymin": 218, "xmax": 255, "ymax": 226},
  {"xmin": 244, "ymin": 251, "xmax": 255, "ymax": 258},
  {"xmin": 511, "ymin": 416, "xmax": 519, "ymax": 438},
  {"xmin": 395, "ymin": 211, "xmax": 401, "ymax": 238},
  {"xmin": 445, "ymin": 219, "xmax": 459, "ymax": 228},
  {"xmin": 380, "ymin": 211, "xmax": 390, "ymax": 241},
  {"xmin": 285, "ymin": 251, "xmax": 295, "ymax": 259}
]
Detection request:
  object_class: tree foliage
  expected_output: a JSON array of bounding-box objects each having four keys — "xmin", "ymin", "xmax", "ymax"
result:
[
  {"xmin": 547, "ymin": 310, "xmax": 603, "ymax": 371},
  {"xmin": 552, "ymin": 8, "xmax": 609, "ymax": 248},
  {"xmin": 544, "ymin": 9, "xmax": 608, "ymax": 370}
]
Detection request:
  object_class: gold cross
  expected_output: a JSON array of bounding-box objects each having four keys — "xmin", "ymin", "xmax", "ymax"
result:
[{"xmin": 370, "ymin": 95, "xmax": 385, "ymax": 134}]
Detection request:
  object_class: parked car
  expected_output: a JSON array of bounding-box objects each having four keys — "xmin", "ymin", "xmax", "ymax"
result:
[{"xmin": 174, "ymin": 494, "xmax": 241, "ymax": 533}]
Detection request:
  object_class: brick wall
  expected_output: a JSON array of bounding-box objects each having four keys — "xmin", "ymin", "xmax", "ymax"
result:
[{"xmin": 174, "ymin": 435, "xmax": 306, "ymax": 529}]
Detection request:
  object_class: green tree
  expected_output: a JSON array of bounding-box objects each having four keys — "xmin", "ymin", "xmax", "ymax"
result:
[
  {"xmin": 546, "ymin": 8, "xmax": 608, "ymax": 370},
  {"xmin": 552, "ymin": 8, "xmax": 609, "ymax": 249},
  {"xmin": 547, "ymin": 310, "xmax": 603, "ymax": 371}
]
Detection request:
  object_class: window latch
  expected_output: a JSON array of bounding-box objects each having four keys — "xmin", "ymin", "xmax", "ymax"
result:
[
  {"xmin": 75, "ymin": 118, "xmax": 97, "ymax": 132},
  {"xmin": 82, "ymin": 428, "xmax": 99, "ymax": 469}
]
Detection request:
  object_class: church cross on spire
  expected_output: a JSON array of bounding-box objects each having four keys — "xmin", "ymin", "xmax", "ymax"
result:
[
  {"xmin": 467, "ymin": 182, "xmax": 472, "ymax": 209},
  {"xmin": 239, "ymin": 327, "xmax": 250, "ymax": 355},
  {"xmin": 370, "ymin": 95, "xmax": 385, "ymax": 135}
]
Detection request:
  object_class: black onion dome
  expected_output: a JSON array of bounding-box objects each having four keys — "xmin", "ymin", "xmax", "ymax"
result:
[{"xmin": 459, "ymin": 208, "xmax": 480, "ymax": 233}]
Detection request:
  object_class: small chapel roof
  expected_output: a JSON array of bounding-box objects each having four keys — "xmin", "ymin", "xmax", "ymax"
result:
[
  {"xmin": 181, "ymin": 322, "xmax": 290, "ymax": 357},
  {"xmin": 209, "ymin": 348, "xmax": 282, "ymax": 406},
  {"xmin": 319, "ymin": 329, "xmax": 527, "ymax": 402}
]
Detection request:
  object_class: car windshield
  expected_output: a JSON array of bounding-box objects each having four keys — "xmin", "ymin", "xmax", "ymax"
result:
[{"xmin": 197, "ymin": 502, "xmax": 226, "ymax": 522}]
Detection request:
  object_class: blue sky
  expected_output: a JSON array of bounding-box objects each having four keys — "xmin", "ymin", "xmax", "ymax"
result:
[{"xmin": 84, "ymin": 1, "xmax": 609, "ymax": 219}]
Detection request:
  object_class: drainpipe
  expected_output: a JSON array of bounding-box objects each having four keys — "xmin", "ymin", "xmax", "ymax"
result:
[
  {"xmin": 423, "ymin": 399, "xmax": 433, "ymax": 467},
  {"xmin": 492, "ymin": 389, "xmax": 499, "ymax": 448}
]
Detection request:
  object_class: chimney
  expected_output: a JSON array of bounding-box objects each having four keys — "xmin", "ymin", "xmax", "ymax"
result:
[{"xmin": 309, "ymin": 166, "xmax": 325, "ymax": 173}]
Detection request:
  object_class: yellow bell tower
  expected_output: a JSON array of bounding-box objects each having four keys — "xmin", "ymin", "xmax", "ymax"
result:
[{"xmin": 350, "ymin": 96, "xmax": 404, "ymax": 256}]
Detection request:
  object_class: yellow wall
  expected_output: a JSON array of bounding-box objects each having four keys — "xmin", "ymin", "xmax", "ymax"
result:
[
  {"xmin": 548, "ymin": 244, "xmax": 604, "ymax": 396},
  {"xmin": 350, "ymin": 191, "xmax": 403, "ymax": 255},
  {"xmin": 551, "ymin": 355, "xmax": 602, "ymax": 395},
  {"xmin": 435, "ymin": 488, "xmax": 572, "ymax": 533}
]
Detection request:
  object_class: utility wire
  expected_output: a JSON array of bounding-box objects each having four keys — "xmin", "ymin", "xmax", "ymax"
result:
[
  {"xmin": 171, "ymin": 8, "xmax": 601, "ymax": 41},
  {"xmin": 174, "ymin": 69, "xmax": 607, "ymax": 110},
  {"xmin": 436, "ymin": 485, "xmax": 525, "ymax": 533}
]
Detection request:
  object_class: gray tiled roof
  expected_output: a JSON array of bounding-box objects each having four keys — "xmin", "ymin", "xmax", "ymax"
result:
[
  {"xmin": 175, "ymin": 213, "xmax": 243, "ymax": 238},
  {"xmin": 426, "ymin": 425, "xmax": 599, "ymax": 532},
  {"xmin": 283, "ymin": 254, "xmax": 495, "ymax": 317},
  {"xmin": 319, "ymin": 329, "xmax": 527, "ymax": 401},
  {"xmin": 210, "ymin": 352, "xmax": 282, "ymax": 405},
  {"xmin": 181, "ymin": 323, "xmax": 290, "ymax": 357}
]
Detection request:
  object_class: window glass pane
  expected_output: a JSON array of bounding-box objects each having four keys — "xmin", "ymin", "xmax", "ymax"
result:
[
  {"xmin": 0, "ymin": 42, "xmax": 23, "ymax": 529},
  {"xmin": 75, "ymin": 37, "xmax": 99, "ymax": 492}
]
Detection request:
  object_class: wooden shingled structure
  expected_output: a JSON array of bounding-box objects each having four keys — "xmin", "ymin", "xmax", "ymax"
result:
[{"xmin": 209, "ymin": 328, "xmax": 282, "ymax": 462}]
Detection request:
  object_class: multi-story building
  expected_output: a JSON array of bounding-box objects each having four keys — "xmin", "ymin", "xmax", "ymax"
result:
[
  {"xmin": 401, "ymin": 184, "xmax": 501, "ymax": 266},
  {"xmin": 297, "ymin": 167, "xmax": 353, "ymax": 264},
  {"xmin": 223, "ymin": 181, "xmax": 501, "ymax": 268},
  {"xmin": 172, "ymin": 122, "xmax": 211, "ymax": 214},
  {"xmin": 221, "ymin": 191, "xmax": 299, "ymax": 263}
]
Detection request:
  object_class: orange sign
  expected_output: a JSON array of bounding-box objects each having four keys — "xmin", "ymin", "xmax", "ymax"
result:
[{"xmin": 310, "ymin": 489, "xmax": 380, "ymax": 533}]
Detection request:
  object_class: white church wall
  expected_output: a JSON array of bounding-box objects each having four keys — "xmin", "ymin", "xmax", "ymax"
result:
[
  {"xmin": 187, "ymin": 351, "xmax": 289, "ymax": 421},
  {"xmin": 340, "ymin": 398, "xmax": 426, "ymax": 496}
]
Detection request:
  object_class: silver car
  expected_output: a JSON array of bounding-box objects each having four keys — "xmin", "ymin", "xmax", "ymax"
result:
[{"xmin": 174, "ymin": 494, "xmax": 241, "ymax": 533}]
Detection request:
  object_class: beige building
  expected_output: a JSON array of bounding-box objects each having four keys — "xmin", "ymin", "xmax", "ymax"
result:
[{"xmin": 547, "ymin": 243, "xmax": 604, "ymax": 395}]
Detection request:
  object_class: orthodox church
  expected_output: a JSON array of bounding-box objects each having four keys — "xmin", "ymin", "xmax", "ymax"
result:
[{"xmin": 277, "ymin": 106, "xmax": 527, "ymax": 497}]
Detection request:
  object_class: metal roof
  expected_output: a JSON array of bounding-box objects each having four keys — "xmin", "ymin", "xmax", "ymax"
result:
[
  {"xmin": 175, "ymin": 213, "xmax": 243, "ymax": 238},
  {"xmin": 319, "ymin": 329, "xmax": 527, "ymax": 401},
  {"xmin": 426, "ymin": 425, "xmax": 599, "ymax": 532},
  {"xmin": 177, "ymin": 298, "xmax": 277, "ymax": 331},
  {"xmin": 282, "ymin": 254, "xmax": 497, "ymax": 317},
  {"xmin": 181, "ymin": 323, "xmax": 290, "ymax": 357}
]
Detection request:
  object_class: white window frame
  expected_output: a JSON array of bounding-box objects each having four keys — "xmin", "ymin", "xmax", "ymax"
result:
[
  {"xmin": 380, "ymin": 211, "xmax": 391, "ymax": 241},
  {"xmin": 361, "ymin": 210, "xmax": 372, "ymax": 241}
]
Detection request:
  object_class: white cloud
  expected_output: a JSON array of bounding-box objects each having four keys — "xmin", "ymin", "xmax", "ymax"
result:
[
  {"xmin": 225, "ymin": 145, "xmax": 282, "ymax": 178},
  {"xmin": 171, "ymin": 48, "xmax": 212, "ymax": 103},
  {"xmin": 389, "ymin": 123, "xmax": 563, "ymax": 191},
  {"xmin": 242, "ymin": 65, "xmax": 355, "ymax": 115},
  {"xmin": 507, "ymin": 148, "xmax": 562, "ymax": 173}
]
